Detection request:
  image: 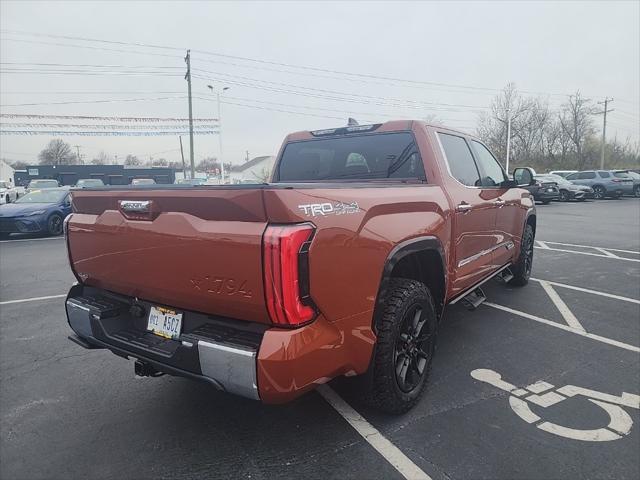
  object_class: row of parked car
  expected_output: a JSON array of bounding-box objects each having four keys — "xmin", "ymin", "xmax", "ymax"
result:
[
  {"xmin": 524, "ymin": 169, "xmax": 640, "ymax": 204},
  {"xmin": 0, "ymin": 177, "xmax": 161, "ymax": 238}
]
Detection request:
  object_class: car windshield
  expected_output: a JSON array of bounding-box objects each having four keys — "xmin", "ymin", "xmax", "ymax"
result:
[
  {"xmin": 29, "ymin": 180, "xmax": 58, "ymax": 188},
  {"xmin": 77, "ymin": 179, "xmax": 104, "ymax": 187},
  {"xmin": 15, "ymin": 189, "xmax": 67, "ymax": 203}
]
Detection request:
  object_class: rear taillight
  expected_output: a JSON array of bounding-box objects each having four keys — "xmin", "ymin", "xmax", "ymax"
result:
[{"xmin": 263, "ymin": 224, "xmax": 316, "ymax": 327}]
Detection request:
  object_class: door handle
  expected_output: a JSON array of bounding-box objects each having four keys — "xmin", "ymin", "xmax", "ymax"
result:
[
  {"xmin": 493, "ymin": 199, "xmax": 506, "ymax": 207},
  {"xmin": 456, "ymin": 202, "xmax": 473, "ymax": 213}
]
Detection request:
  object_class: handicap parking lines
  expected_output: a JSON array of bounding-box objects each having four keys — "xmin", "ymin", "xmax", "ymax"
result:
[{"xmin": 471, "ymin": 369, "xmax": 639, "ymax": 442}]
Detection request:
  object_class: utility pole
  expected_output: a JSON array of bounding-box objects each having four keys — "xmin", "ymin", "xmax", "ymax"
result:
[
  {"xmin": 505, "ymin": 108, "xmax": 512, "ymax": 173},
  {"xmin": 179, "ymin": 136, "xmax": 187, "ymax": 179},
  {"xmin": 74, "ymin": 145, "xmax": 81, "ymax": 162},
  {"xmin": 245, "ymin": 150, "xmax": 249, "ymax": 162},
  {"xmin": 184, "ymin": 50, "xmax": 195, "ymax": 179},
  {"xmin": 596, "ymin": 97, "xmax": 614, "ymax": 169}
]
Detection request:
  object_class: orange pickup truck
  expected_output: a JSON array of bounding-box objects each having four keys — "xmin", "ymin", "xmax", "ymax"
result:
[{"xmin": 65, "ymin": 120, "xmax": 536, "ymax": 413}]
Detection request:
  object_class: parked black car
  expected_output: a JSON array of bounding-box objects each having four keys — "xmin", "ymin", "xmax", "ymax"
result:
[
  {"xmin": 515, "ymin": 173, "xmax": 559, "ymax": 204},
  {"xmin": 536, "ymin": 174, "xmax": 593, "ymax": 201}
]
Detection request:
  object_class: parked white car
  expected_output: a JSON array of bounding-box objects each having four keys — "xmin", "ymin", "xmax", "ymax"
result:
[{"xmin": 0, "ymin": 180, "xmax": 19, "ymax": 204}]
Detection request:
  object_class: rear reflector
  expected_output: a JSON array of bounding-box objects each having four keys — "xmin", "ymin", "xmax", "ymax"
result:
[{"xmin": 263, "ymin": 224, "xmax": 316, "ymax": 327}]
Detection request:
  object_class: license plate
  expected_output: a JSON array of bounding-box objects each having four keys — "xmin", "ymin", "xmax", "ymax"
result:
[{"xmin": 147, "ymin": 306, "xmax": 183, "ymax": 339}]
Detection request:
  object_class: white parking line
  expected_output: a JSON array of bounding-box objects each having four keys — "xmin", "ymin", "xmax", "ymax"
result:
[
  {"xmin": 484, "ymin": 302, "xmax": 640, "ymax": 353},
  {"xmin": 0, "ymin": 236, "xmax": 64, "ymax": 244},
  {"xmin": 534, "ymin": 246, "xmax": 640, "ymax": 262},
  {"xmin": 317, "ymin": 384, "xmax": 431, "ymax": 480},
  {"xmin": 539, "ymin": 241, "xmax": 640, "ymax": 256},
  {"xmin": 538, "ymin": 280, "xmax": 585, "ymax": 332},
  {"xmin": 0, "ymin": 294, "xmax": 66, "ymax": 305},
  {"xmin": 530, "ymin": 278, "xmax": 640, "ymax": 305}
]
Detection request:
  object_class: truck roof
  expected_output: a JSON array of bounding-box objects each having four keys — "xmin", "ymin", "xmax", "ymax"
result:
[{"xmin": 284, "ymin": 119, "xmax": 474, "ymax": 143}]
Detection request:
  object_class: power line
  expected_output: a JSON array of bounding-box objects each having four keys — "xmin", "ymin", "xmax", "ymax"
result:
[
  {"xmin": 1, "ymin": 122, "xmax": 218, "ymax": 130},
  {"xmin": 0, "ymin": 96, "xmax": 187, "ymax": 107},
  {"xmin": 0, "ymin": 130, "xmax": 219, "ymax": 136},
  {"xmin": 0, "ymin": 30, "xmax": 610, "ymax": 100},
  {"xmin": 0, "ymin": 113, "xmax": 218, "ymax": 122}
]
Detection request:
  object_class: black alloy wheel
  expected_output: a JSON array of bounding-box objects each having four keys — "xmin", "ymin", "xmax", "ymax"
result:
[
  {"xmin": 394, "ymin": 303, "xmax": 436, "ymax": 393},
  {"xmin": 559, "ymin": 190, "xmax": 569, "ymax": 202},
  {"xmin": 593, "ymin": 185, "xmax": 606, "ymax": 199},
  {"xmin": 509, "ymin": 223, "xmax": 534, "ymax": 286},
  {"xmin": 47, "ymin": 214, "xmax": 63, "ymax": 236}
]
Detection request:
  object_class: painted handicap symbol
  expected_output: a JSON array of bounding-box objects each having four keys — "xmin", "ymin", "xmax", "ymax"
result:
[{"xmin": 471, "ymin": 369, "xmax": 640, "ymax": 442}]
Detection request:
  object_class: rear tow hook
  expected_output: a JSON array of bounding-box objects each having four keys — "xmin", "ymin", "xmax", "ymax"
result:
[{"xmin": 134, "ymin": 360, "xmax": 165, "ymax": 378}]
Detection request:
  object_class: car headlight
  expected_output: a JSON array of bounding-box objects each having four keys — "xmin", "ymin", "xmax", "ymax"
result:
[{"xmin": 25, "ymin": 209, "xmax": 46, "ymax": 216}]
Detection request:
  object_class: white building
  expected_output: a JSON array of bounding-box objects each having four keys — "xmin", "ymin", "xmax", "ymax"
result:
[{"xmin": 228, "ymin": 156, "xmax": 275, "ymax": 184}]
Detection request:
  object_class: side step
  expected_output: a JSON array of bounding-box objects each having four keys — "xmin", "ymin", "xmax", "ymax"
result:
[
  {"xmin": 460, "ymin": 287, "xmax": 486, "ymax": 311},
  {"xmin": 494, "ymin": 267, "xmax": 514, "ymax": 284}
]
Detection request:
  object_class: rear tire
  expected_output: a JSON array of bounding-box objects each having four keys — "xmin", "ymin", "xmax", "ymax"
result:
[
  {"xmin": 5, "ymin": 195, "xmax": 10, "ymax": 204},
  {"xmin": 593, "ymin": 185, "xmax": 606, "ymax": 199},
  {"xmin": 364, "ymin": 278, "xmax": 438, "ymax": 414},
  {"xmin": 509, "ymin": 224, "xmax": 534, "ymax": 286},
  {"xmin": 634, "ymin": 186, "xmax": 640, "ymax": 198}
]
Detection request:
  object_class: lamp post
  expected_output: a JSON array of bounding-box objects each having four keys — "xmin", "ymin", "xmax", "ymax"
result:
[{"xmin": 208, "ymin": 84, "xmax": 230, "ymax": 183}]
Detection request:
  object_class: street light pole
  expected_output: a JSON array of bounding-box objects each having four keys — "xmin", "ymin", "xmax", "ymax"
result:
[
  {"xmin": 505, "ymin": 108, "xmax": 512, "ymax": 174},
  {"xmin": 208, "ymin": 84, "xmax": 230, "ymax": 184}
]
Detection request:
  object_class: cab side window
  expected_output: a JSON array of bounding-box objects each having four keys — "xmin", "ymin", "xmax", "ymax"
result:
[
  {"xmin": 438, "ymin": 133, "xmax": 481, "ymax": 187},
  {"xmin": 470, "ymin": 141, "xmax": 507, "ymax": 187}
]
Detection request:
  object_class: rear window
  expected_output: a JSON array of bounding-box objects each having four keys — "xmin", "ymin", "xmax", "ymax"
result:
[
  {"xmin": 613, "ymin": 172, "xmax": 630, "ymax": 178},
  {"xmin": 276, "ymin": 132, "xmax": 426, "ymax": 182}
]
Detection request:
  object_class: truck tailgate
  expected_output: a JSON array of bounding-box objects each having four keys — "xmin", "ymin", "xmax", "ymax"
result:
[{"xmin": 67, "ymin": 188, "xmax": 270, "ymax": 324}]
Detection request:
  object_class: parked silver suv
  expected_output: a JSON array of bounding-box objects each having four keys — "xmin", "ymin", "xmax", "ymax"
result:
[{"xmin": 565, "ymin": 170, "xmax": 634, "ymax": 199}]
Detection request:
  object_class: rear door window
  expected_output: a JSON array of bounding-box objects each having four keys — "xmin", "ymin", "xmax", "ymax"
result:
[
  {"xmin": 578, "ymin": 172, "xmax": 596, "ymax": 179},
  {"xmin": 438, "ymin": 133, "xmax": 481, "ymax": 187},
  {"xmin": 277, "ymin": 132, "xmax": 425, "ymax": 181},
  {"xmin": 598, "ymin": 171, "xmax": 611, "ymax": 178}
]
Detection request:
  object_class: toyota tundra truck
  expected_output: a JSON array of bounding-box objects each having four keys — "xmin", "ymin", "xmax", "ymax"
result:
[{"xmin": 65, "ymin": 120, "xmax": 536, "ymax": 413}]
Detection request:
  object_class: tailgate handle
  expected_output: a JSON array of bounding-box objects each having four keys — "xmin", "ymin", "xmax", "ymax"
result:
[
  {"xmin": 118, "ymin": 200, "xmax": 158, "ymax": 220},
  {"xmin": 120, "ymin": 200, "xmax": 151, "ymax": 213}
]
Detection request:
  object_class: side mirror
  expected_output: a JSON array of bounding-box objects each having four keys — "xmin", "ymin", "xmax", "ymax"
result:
[{"xmin": 513, "ymin": 167, "xmax": 536, "ymax": 187}]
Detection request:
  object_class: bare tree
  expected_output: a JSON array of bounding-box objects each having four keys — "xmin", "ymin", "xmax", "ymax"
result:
[
  {"xmin": 196, "ymin": 157, "xmax": 220, "ymax": 173},
  {"xmin": 38, "ymin": 139, "xmax": 77, "ymax": 165},
  {"xmin": 124, "ymin": 154, "xmax": 141, "ymax": 166},
  {"xmin": 91, "ymin": 151, "xmax": 111, "ymax": 165},
  {"xmin": 559, "ymin": 91, "xmax": 595, "ymax": 170}
]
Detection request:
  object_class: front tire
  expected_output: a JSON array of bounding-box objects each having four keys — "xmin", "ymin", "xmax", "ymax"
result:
[
  {"xmin": 634, "ymin": 186, "xmax": 640, "ymax": 198},
  {"xmin": 558, "ymin": 190, "xmax": 569, "ymax": 202},
  {"xmin": 541, "ymin": 199, "xmax": 551, "ymax": 205},
  {"xmin": 364, "ymin": 278, "xmax": 438, "ymax": 414},
  {"xmin": 5, "ymin": 195, "xmax": 10, "ymax": 204},
  {"xmin": 509, "ymin": 223, "xmax": 534, "ymax": 286},
  {"xmin": 47, "ymin": 214, "xmax": 64, "ymax": 236}
]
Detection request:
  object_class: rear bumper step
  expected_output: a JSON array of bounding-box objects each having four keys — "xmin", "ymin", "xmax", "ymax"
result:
[{"xmin": 65, "ymin": 285, "xmax": 263, "ymax": 400}]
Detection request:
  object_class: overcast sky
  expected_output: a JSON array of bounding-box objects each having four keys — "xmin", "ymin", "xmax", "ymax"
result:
[{"xmin": 1, "ymin": 0, "xmax": 638, "ymax": 166}]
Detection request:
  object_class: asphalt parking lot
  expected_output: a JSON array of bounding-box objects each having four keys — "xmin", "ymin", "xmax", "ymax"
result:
[{"xmin": 1, "ymin": 198, "xmax": 639, "ymax": 480}]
